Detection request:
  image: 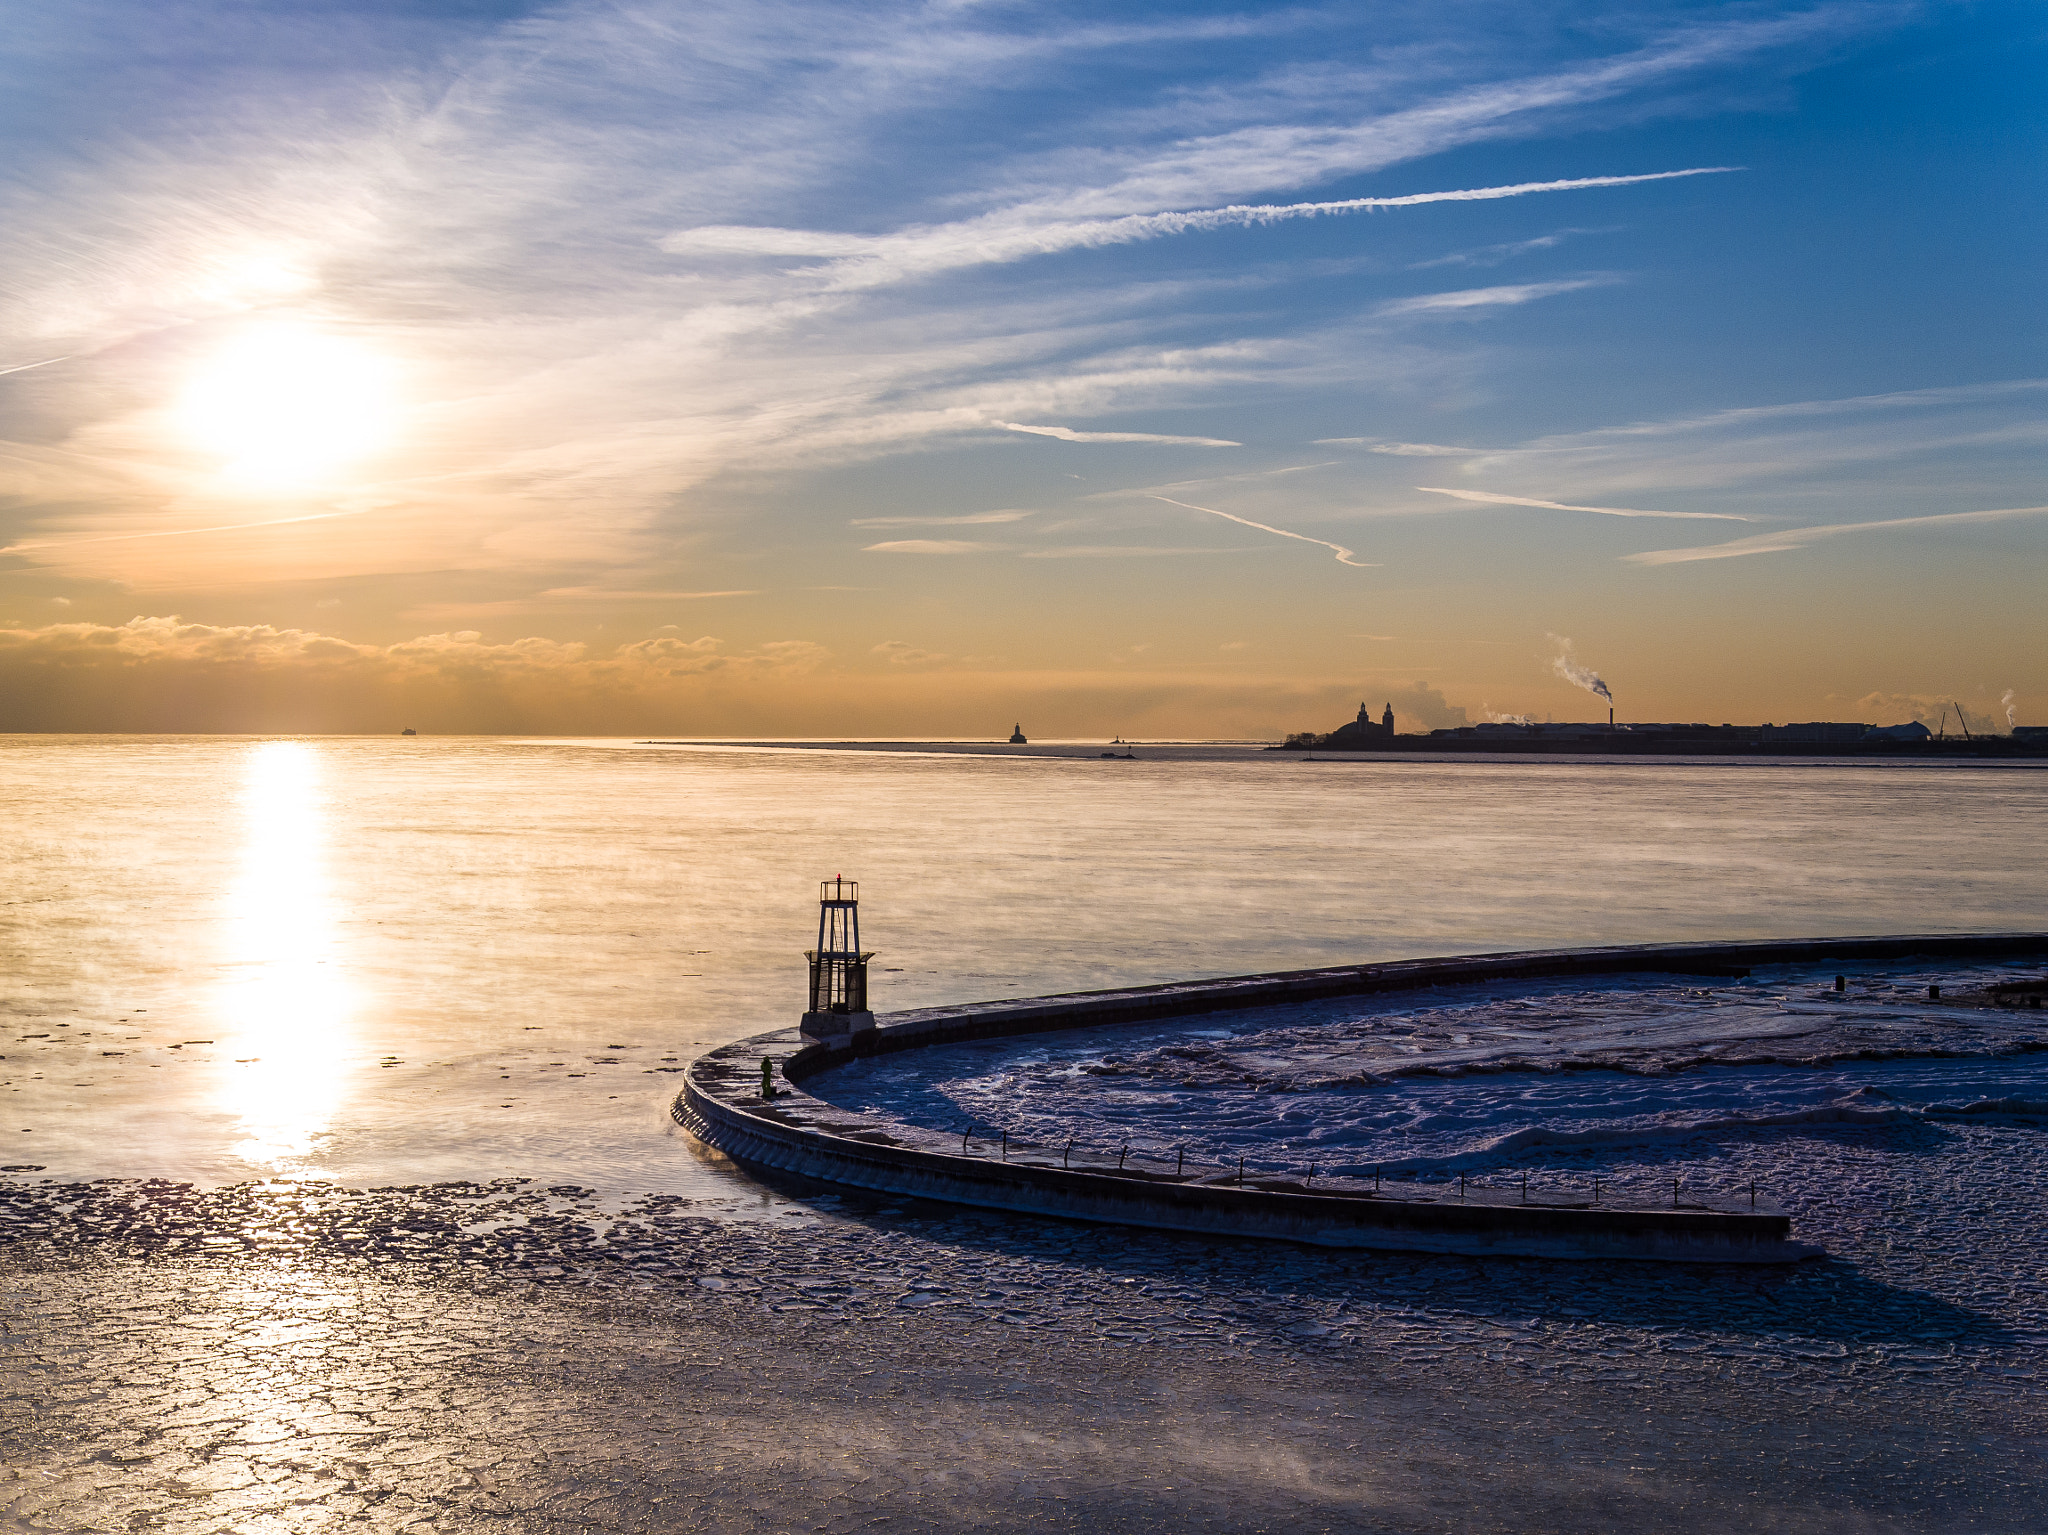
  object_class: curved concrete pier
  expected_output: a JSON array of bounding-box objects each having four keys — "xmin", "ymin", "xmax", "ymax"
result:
[{"xmin": 677, "ymin": 932, "xmax": 2047, "ymax": 1263}]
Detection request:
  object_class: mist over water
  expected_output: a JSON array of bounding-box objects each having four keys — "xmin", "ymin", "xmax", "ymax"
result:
[{"xmin": 3, "ymin": 735, "xmax": 2044, "ymax": 1194}]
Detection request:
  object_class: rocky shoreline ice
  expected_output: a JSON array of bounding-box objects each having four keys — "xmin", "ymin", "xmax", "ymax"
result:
[{"xmin": 4, "ymin": 1112, "xmax": 2045, "ymax": 1532}]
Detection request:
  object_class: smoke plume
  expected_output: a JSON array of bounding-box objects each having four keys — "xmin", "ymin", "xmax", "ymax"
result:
[
  {"xmin": 1547, "ymin": 635, "xmax": 1613, "ymax": 704},
  {"xmin": 2004, "ymin": 689, "xmax": 2018, "ymax": 729}
]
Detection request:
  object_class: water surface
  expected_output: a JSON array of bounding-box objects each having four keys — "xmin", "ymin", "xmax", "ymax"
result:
[{"xmin": 4, "ymin": 735, "xmax": 2042, "ymax": 1194}]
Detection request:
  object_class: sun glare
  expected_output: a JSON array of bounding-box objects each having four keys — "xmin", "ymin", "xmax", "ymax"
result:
[
  {"xmin": 178, "ymin": 321, "xmax": 400, "ymax": 486},
  {"xmin": 214, "ymin": 740, "xmax": 357, "ymax": 1171}
]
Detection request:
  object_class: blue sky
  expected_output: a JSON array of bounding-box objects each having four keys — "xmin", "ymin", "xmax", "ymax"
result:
[{"xmin": 0, "ymin": 0, "xmax": 2041, "ymax": 733}]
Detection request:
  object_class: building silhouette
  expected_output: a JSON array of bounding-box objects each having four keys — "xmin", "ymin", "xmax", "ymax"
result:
[{"xmin": 1316, "ymin": 702, "xmax": 1395, "ymax": 749}]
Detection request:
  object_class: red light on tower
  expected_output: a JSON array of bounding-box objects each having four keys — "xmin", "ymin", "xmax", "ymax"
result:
[{"xmin": 800, "ymin": 877, "xmax": 876, "ymax": 1042}]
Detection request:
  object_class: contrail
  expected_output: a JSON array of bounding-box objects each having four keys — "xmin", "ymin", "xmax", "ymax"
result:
[
  {"xmin": 1060, "ymin": 168, "xmax": 1743, "ymax": 239},
  {"xmin": 1416, "ymin": 485, "xmax": 1748, "ymax": 521},
  {"xmin": 0, "ymin": 356, "xmax": 68, "ymax": 379},
  {"xmin": 1148, "ymin": 495, "xmax": 1376, "ymax": 567},
  {"xmin": 1, "ymin": 509, "xmax": 368, "ymax": 555},
  {"xmin": 669, "ymin": 167, "xmax": 1744, "ymax": 288},
  {"xmin": 677, "ymin": 169, "xmax": 1741, "ymax": 254},
  {"xmin": 1623, "ymin": 503, "xmax": 2048, "ymax": 564},
  {"xmin": 999, "ymin": 422, "xmax": 1239, "ymax": 446}
]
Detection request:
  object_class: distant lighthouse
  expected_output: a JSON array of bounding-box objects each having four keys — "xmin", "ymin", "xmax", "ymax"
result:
[
  {"xmin": 799, "ymin": 877, "xmax": 876, "ymax": 1042},
  {"xmin": 1008, "ymin": 723, "xmax": 1028, "ymax": 744}
]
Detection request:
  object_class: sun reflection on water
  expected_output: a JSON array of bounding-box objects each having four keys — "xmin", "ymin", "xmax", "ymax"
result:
[{"xmin": 216, "ymin": 741, "xmax": 357, "ymax": 1171}]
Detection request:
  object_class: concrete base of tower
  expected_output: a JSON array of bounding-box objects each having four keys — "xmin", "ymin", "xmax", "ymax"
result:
[{"xmin": 799, "ymin": 1009, "xmax": 876, "ymax": 1043}]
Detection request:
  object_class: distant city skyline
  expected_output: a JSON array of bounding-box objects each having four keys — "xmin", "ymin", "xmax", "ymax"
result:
[{"xmin": 1, "ymin": 0, "xmax": 2042, "ymax": 735}]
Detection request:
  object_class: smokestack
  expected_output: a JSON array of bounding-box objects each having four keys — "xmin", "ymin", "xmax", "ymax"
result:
[
  {"xmin": 1548, "ymin": 636, "xmax": 1615, "ymax": 711},
  {"xmin": 1609, "ymin": 706, "xmax": 1614, "ymax": 730}
]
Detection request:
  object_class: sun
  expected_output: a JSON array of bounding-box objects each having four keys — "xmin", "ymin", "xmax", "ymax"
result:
[{"xmin": 177, "ymin": 321, "xmax": 401, "ymax": 486}]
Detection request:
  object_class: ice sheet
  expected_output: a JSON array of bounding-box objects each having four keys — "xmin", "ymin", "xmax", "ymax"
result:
[{"xmin": 808, "ymin": 960, "xmax": 2048, "ymax": 1186}]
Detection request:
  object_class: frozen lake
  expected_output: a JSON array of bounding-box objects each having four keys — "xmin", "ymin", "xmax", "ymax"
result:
[{"xmin": 5, "ymin": 737, "xmax": 2047, "ymax": 1531}]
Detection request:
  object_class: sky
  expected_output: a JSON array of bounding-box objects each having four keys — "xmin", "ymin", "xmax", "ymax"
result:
[{"xmin": 0, "ymin": 0, "xmax": 2042, "ymax": 736}]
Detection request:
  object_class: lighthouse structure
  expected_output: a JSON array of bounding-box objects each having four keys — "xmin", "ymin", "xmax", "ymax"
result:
[{"xmin": 799, "ymin": 877, "xmax": 876, "ymax": 1042}]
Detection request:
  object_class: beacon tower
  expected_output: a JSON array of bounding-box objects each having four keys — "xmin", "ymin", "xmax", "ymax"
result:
[{"xmin": 800, "ymin": 877, "xmax": 876, "ymax": 1042}]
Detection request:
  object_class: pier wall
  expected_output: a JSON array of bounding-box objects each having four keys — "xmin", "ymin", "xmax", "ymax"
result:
[
  {"xmin": 678, "ymin": 933, "xmax": 2047, "ymax": 1263},
  {"xmin": 789, "ymin": 932, "xmax": 2048, "ymax": 1059}
]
